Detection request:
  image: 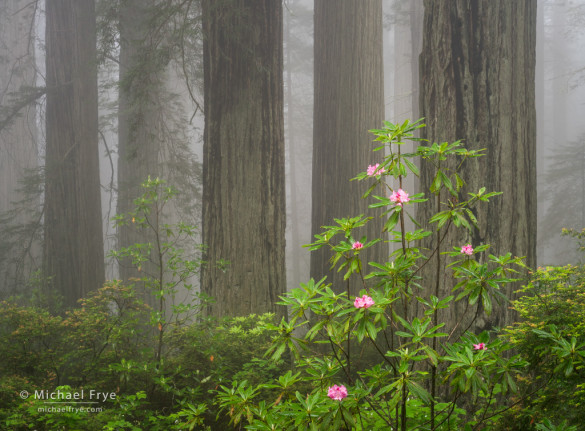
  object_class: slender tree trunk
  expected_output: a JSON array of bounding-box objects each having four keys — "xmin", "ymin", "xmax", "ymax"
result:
[
  {"xmin": 392, "ymin": 0, "xmax": 423, "ymax": 241},
  {"xmin": 418, "ymin": 0, "xmax": 537, "ymax": 330},
  {"xmin": 0, "ymin": 0, "xmax": 39, "ymax": 292},
  {"xmin": 311, "ymin": 0, "xmax": 385, "ymax": 294},
  {"xmin": 536, "ymin": 0, "xmax": 545, "ymax": 265},
  {"xmin": 117, "ymin": 0, "xmax": 161, "ymax": 296},
  {"xmin": 282, "ymin": 0, "xmax": 314, "ymax": 296},
  {"xmin": 285, "ymin": 1, "xmax": 301, "ymax": 293},
  {"xmin": 116, "ymin": 1, "xmax": 201, "ymax": 305},
  {"xmin": 201, "ymin": 0, "xmax": 286, "ymax": 318},
  {"xmin": 44, "ymin": 0, "xmax": 104, "ymax": 309}
]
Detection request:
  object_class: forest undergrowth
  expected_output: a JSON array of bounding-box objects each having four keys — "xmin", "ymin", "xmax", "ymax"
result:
[{"xmin": 1, "ymin": 121, "xmax": 584, "ymax": 430}]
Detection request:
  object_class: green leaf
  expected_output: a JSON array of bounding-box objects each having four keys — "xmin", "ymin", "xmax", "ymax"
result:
[
  {"xmin": 365, "ymin": 320, "xmax": 378, "ymax": 340},
  {"xmin": 384, "ymin": 211, "xmax": 400, "ymax": 232},
  {"xmin": 430, "ymin": 172, "xmax": 442, "ymax": 194},
  {"xmin": 439, "ymin": 171, "xmax": 455, "ymax": 196},
  {"xmin": 455, "ymin": 173, "xmax": 465, "ymax": 191},
  {"xmin": 481, "ymin": 289, "xmax": 492, "ymax": 316},
  {"xmin": 369, "ymin": 195, "xmax": 391, "ymax": 209},
  {"xmin": 403, "ymin": 157, "xmax": 419, "ymax": 176},
  {"xmin": 396, "ymin": 331, "xmax": 413, "ymax": 338},
  {"xmin": 406, "ymin": 381, "xmax": 432, "ymax": 404}
]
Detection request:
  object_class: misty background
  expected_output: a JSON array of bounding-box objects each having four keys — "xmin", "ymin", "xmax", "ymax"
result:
[{"xmin": 0, "ymin": 0, "xmax": 584, "ymax": 300}]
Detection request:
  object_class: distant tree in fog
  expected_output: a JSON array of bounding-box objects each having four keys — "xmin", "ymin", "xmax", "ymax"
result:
[
  {"xmin": 540, "ymin": 137, "xmax": 585, "ymax": 263},
  {"xmin": 44, "ymin": 0, "xmax": 105, "ymax": 308},
  {"xmin": 115, "ymin": 0, "xmax": 202, "ymax": 300},
  {"xmin": 284, "ymin": 0, "xmax": 313, "ymax": 295},
  {"xmin": 0, "ymin": 1, "xmax": 41, "ymax": 293},
  {"xmin": 310, "ymin": 0, "xmax": 386, "ymax": 295},
  {"xmin": 116, "ymin": 0, "xmax": 163, "ymax": 289}
]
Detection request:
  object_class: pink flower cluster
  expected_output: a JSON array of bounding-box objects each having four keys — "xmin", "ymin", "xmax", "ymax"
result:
[
  {"xmin": 354, "ymin": 295, "xmax": 374, "ymax": 309},
  {"xmin": 366, "ymin": 163, "xmax": 386, "ymax": 177},
  {"xmin": 327, "ymin": 384, "xmax": 348, "ymax": 401},
  {"xmin": 461, "ymin": 244, "xmax": 474, "ymax": 256},
  {"xmin": 352, "ymin": 241, "xmax": 364, "ymax": 250},
  {"xmin": 473, "ymin": 343, "xmax": 487, "ymax": 351},
  {"xmin": 390, "ymin": 189, "xmax": 410, "ymax": 207}
]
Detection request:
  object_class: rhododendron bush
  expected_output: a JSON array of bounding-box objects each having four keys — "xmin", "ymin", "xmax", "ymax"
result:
[
  {"xmin": 216, "ymin": 120, "xmax": 585, "ymax": 431},
  {"xmin": 2, "ymin": 122, "xmax": 583, "ymax": 429}
]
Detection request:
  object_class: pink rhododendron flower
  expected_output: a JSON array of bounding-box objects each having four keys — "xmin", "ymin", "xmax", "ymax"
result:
[
  {"xmin": 389, "ymin": 189, "xmax": 410, "ymax": 207},
  {"xmin": 327, "ymin": 384, "xmax": 348, "ymax": 401},
  {"xmin": 461, "ymin": 244, "xmax": 474, "ymax": 256},
  {"xmin": 354, "ymin": 295, "xmax": 375, "ymax": 309},
  {"xmin": 473, "ymin": 343, "xmax": 487, "ymax": 351},
  {"xmin": 367, "ymin": 163, "xmax": 386, "ymax": 176},
  {"xmin": 352, "ymin": 241, "xmax": 364, "ymax": 250}
]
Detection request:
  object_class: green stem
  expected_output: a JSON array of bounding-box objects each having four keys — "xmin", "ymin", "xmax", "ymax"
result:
[
  {"xmin": 431, "ymin": 188, "xmax": 441, "ymax": 429},
  {"xmin": 396, "ymin": 141, "xmax": 410, "ymax": 325},
  {"xmin": 154, "ymin": 200, "xmax": 165, "ymax": 363},
  {"xmin": 328, "ymin": 337, "xmax": 352, "ymax": 384},
  {"xmin": 401, "ymin": 381, "xmax": 408, "ymax": 431},
  {"xmin": 397, "ymin": 140, "xmax": 407, "ymax": 254},
  {"xmin": 347, "ymin": 278, "xmax": 351, "ymax": 379}
]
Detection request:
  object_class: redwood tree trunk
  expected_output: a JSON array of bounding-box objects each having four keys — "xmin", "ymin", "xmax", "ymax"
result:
[
  {"xmin": 201, "ymin": 0, "xmax": 286, "ymax": 318},
  {"xmin": 0, "ymin": 0, "xmax": 39, "ymax": 292},
  {"xmin": 117, "ymin": 0, "xmax": 161, "ymax": 293},
  {"xmin": 44, "ymin": 0, "xmax": 104, "ymax": 308},
  {"xmin": 116, "ymin": 0, "xmax": 201, "ymax": 307},
  {"xmin": 418, "ymin": 0, "xmax": 537, "ymax": 329},
  {"xmin": 311, "ymin": 0, "xmax": 385, "ymax": 294}
]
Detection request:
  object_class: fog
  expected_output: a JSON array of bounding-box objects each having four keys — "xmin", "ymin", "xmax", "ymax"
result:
[
  {"xmin": 0, "ymin": 0, "xmax": 584, "ymax": 299},
  {"xmin": 283, "ymin": 0, "xmax": 585, "ymax": 294}
]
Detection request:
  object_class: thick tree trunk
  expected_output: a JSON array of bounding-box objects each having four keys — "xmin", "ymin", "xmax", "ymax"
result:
[
  {"xmin": 418, "ymin": 0, "xmax": 537, "ymax": 329},
  {"xmin": 44, "ymin": 0, "xmax": 104, "ymax": 308},
  {"xmin": 311, "ymin": 0, "xmax": 385, "ymax": 295},
  {"xmin": 201, "ymin": 0, "xmax": 286, "ymax": 318},
  {"xmin": 0, "ymin": 0, "xmax": 39, "ymax": 292}
]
